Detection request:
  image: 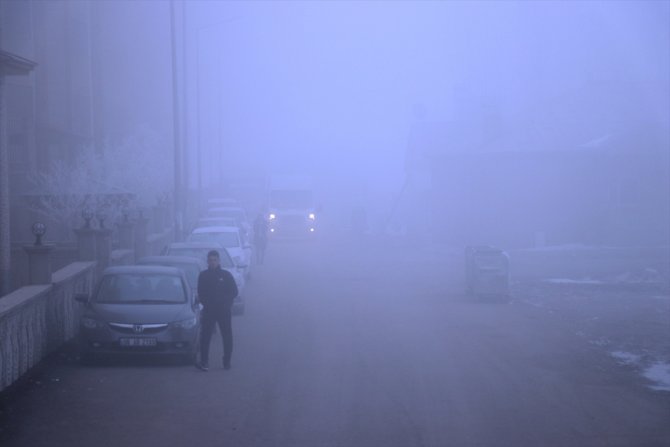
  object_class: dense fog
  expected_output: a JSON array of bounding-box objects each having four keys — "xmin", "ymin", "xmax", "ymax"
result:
[
  {"xmin": 67, "ymin": 0, "xmax": 670, "ymax": 245},
  {"xmin": 1, "ymin": 1, "xmax": 669, "ymax": 446}
]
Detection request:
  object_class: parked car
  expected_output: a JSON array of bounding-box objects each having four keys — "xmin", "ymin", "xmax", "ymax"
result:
[
  {"xmin": 136, "ymin": 256, "xmax": 206, "ymax": 292},
  {"xmin": 163, "ymin": 241, "xmax": 224, "ymax": 260},
  {"xmin": 195, "ymin": 216, "xmax": 237, "ymax": 229},
  {"xmin": 207, "ymin": 206, "xmax": 251, "ymax": 237},
  {"xmin": 75, "ymin": 266, "xmax": 199, "ymax": 363},
  {"xmin": 162, "ymin": 241, "xmax": 246, "ymax": 313},
  {"xmin": 465, "ymin": 246, "xmax": 510, "ymax": 300},
  {"xmin": 187, "ymin": 226, "xmax": 252, "ymax": 277}
]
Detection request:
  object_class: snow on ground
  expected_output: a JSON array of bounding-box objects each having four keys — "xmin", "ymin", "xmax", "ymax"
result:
[
  {"xmin": 544, "ymin": 269, "xmax": 666, "ymax": 286},
  {"xmin": 516, "ymin": 244, "xmax": 613, "ymax": 252},
  {"xmin": 643, "ymin": 362, "xmax": 670, "ymax": 392},
  {"xmin": 610, "ymin": 351, "xmax": 642, "ymax": 365},
  {"xmin": 609, "ymin": 351, "xmax": 670, "ymax": 392},
  {"xmin": 545, "ymin": 278, "xmax": 603, "ymax": 285}
]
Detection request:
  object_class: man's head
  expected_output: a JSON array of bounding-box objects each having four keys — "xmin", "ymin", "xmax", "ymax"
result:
[{"xmin": 207, "ymin": 250, "xmax": 220, "ymax": 269}]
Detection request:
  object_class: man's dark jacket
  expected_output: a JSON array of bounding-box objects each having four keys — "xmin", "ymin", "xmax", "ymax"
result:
[{"xmin": 197, "ymin": 266, "xmax": 238, "ymax": 309}]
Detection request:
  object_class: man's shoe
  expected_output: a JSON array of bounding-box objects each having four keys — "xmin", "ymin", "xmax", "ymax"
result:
[
  {"xmin": 195, "ymin": 362, "xmax": 209, "ymax": 372},
  {"xmin": 223, "ymin": 359, "xmax": 231, "ymax": 370}
]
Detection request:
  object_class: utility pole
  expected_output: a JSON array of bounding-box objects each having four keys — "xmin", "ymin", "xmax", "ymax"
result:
[
  {"xmin": 169, "ymin": 0, "xmax": 183, "ymax": 240},
  {"xmin": 180, "ymin": 0, "xmax": 190, "ymax": 219}
]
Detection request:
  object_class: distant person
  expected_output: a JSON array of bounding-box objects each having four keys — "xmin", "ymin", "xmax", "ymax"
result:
[
  {"xmin": 253, "ymin": 213, "xmax": 269, "ymax": 264},
  {"xmin": 196, "ymin": 250, "xmax": 238, "ymax": 371}
]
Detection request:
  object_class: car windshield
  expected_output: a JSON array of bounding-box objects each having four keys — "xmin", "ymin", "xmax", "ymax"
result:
[
  {"xmin": 166, "ymin": 247, "xmax": 208, "ymax": 259},
  {"xmin": 270, "ymin": 190, "xmax": 313, "ymax": 209},
  {"xmin": 198, "ymin": 218, "xmax": 236, "ymax": 227},
  {"xmin": 94, "ymin": 273, "xmax": 186, "ymax": 304},
  {"xmin": 164, "ymin": 247, "xmax": 235, "ymax": 268},
  {"xmin": 474, "ymin": 254, "xmax": 508, "ymax": 269},
  {"xmin": 139, "ymin": 261, "xmax": 201, "ymax": 289},
  {"xmin": 177, "ymin": 264, "xmax": 200, "ymax": 289},
  {"xmin": 188, "ymin": 231, "xmax": 240, "ymax": 248}
]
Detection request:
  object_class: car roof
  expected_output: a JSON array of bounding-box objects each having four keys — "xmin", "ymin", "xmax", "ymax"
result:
[
  {"xmin": 208, "ymin": 206, "xmax": 244, "ymax": 212},
  {"xmin": 192, "ymin": 225, "xmax": 240, "ymax": 233},
  {"xmin": 167, "ymin": 241, "xmax": 225, "ymax": 248},
  {"xmin": 199, "ymin": 216, "xmax": 235, "ymax": 221},
  {"xmin": 137, "ymin": 256, "xmax": 206, "ymax": 268},
  {"xmin": 102, "ymin": 265, "xmax": 184, "ymax": 276}
]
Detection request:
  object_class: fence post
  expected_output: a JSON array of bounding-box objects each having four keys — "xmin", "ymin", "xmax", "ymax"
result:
[
  {"xmin": 134, "ymin": 214, "xmax": 149, "ymax": 258},
  {"xmin": 23, "ymin": 244, "xmax": 54, "ymax": 284},
  {"xmin": 95, "ymin": 228, "xmax": 113, "ymax": 272},
  {"xmin": 73, "ymin": 228, "xmax": 97, "ymax": 261}
]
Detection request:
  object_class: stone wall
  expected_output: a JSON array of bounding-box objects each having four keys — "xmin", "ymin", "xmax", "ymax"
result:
[{"xmin": 0, "ymin": 262, "xmax": 96, "ymax": 392}]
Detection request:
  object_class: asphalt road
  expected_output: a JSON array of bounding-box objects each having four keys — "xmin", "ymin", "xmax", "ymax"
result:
[{"xmin": 1, "ymin": 235, "xmax": 669, "ymax": 447}]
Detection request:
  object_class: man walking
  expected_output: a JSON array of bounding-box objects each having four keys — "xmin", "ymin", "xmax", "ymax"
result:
[
  {"xmin": 196, "ymin": 250, "xmax": 238, "ymax": 371},
  {"xmin": 253, "ymin": 213, "xmax": 269, "ymax": 264}
]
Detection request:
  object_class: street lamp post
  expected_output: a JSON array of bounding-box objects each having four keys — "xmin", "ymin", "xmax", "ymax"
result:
[{"xmin": 170, "ymin": 0, "xmax": 183, "ymax": 241}]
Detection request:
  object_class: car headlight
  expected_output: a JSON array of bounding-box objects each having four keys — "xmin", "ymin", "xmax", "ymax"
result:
[
  {"xmin": 81, "ymin": 317, "xmax": 101, "ymax": 329},
  {"xmin": 269, "ymin": 213, "xmax": 276, "ymax": 220},
  {"xmin": 171, "ymin": 317, "xmax": 197, "ymax": 330},
  {"xmin": 308, "ymin": 213, "xmax": 315, "ymax": 220}
]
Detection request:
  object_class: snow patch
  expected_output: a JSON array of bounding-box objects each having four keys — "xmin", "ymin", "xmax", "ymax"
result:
[
  {"xmin": 517, "ymin": 244, "xmax": 602, "ymax": 252},
  {"xmin": 610, "ymin": 351, "xmax": 641, "ymax": 366},
  {"xmin": 545, "ymin": 278, "xmax": 603, "ymax": 285},
  {"xmin": 643, "ymin": 362, "xmax": 670, "ymax": 392},
  {"xmin": 609, "ymin": 351, "xmax": 670, "ymax": 392}
]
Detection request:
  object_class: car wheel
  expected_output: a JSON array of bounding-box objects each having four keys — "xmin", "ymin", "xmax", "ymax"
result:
[{"xmin": 80, "ymin": 350, "xmax": 97, "ymax": 366}]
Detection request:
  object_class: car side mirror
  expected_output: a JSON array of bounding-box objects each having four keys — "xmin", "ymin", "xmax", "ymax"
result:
[{"xmin": 74, "ymin": 293, "xmax": 89, "ymax": 303}]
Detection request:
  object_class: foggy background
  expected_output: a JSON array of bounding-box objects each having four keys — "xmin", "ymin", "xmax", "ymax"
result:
[
  {"xmin": 2, "ymin": 2, "xmax": 670, "ymax": 445},
  {"xmin": 4, "ymin": 0, "xmax": 668, "ymax": 246},
  {"xmin": 98, "ymin": 0, "xmax": 670, "ymax": 240}
]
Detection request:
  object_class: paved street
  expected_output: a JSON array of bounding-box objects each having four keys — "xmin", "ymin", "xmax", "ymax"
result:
[{"xmin": 1, "ymin": 236, "xmax": 669, "ymax": 447}]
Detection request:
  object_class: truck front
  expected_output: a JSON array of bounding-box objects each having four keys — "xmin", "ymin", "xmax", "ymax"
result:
[{"xmin": 268, "ymin": 188, "xmax": 317, "ymax": 238}]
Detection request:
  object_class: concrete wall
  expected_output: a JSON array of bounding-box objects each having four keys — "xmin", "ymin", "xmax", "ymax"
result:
[{"xmin": 0, "ymin": 261, "xmax": 96, "ymax": 392}]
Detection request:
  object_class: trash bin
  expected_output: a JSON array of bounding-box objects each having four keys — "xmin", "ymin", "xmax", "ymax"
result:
[{"xmin": 465, "ymin": 246, "xmax": 510, "ymax": 299}]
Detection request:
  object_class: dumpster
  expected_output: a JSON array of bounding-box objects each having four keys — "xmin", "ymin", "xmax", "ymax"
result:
[{"xmin": 465, "ymin": 246, "xmax": 510, "ymax": 299}]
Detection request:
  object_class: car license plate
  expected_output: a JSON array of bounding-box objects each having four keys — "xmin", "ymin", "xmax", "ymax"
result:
[{"xmin": 120, "ymin": 338, "xmax": 157, "ymax": 347}]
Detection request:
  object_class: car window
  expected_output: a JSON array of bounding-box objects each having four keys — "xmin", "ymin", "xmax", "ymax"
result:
[
  {"xmin": 218, "ymin": 250, "xmax": 235, "ymax": 268},
  {"xmin": 166, "ymin": 247, "xmax": 208, "ymax": 259},
  {"xmin": 95, "ymin": 274, "xmax": 186, "ymax": 304},
  {"xmin": 188, "ymin": 232, "xmax": 240, "ymax": 248},
  {"xmin": 176, "ymin": 264, "xmax": 200, "ymax": 289}
]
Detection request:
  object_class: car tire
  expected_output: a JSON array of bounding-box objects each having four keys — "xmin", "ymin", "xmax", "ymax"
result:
[{"xmin": 80, "ymin": 350, "xmax": 97, "ymax": 366}]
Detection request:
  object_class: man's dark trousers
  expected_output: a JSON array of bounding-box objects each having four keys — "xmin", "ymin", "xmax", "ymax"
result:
[{"xmin": 200, "ymin": 301, "xmax": 233, "ymax": 365}]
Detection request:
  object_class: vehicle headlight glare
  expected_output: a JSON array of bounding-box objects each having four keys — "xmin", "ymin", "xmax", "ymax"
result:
[
  {"xmin": 269, "ymin": 213, "xmax": 276, "ymax": 220},
  {"xmin": 308, "ymin": 213, "xmax": 315, "ymax": 220}
]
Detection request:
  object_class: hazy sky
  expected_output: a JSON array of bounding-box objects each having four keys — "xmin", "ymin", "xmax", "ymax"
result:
[{"xmin": 184, "ymin": 0, "xmax": 669, "ymax": 193}]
